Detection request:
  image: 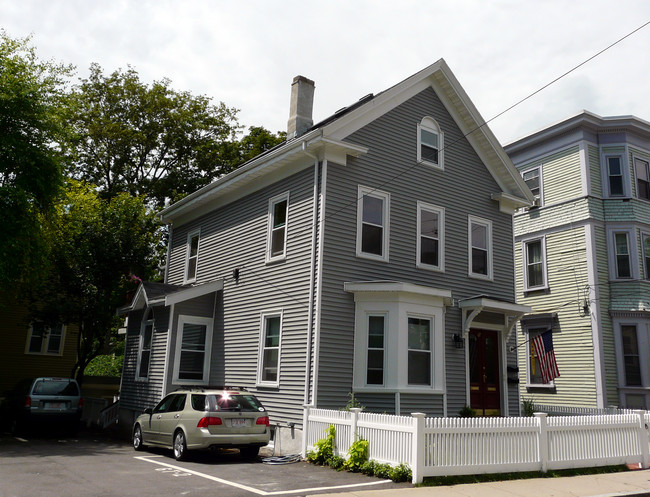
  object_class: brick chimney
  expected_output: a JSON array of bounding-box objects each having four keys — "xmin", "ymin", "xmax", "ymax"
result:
[{"xmin": 287, "ymin": 75, "xmax": 315, "ymax": 139}]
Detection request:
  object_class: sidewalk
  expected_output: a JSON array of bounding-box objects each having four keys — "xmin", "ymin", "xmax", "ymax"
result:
[{"xmin": 311, "ymin": 468, "xmax": 650, "ymax": 497}]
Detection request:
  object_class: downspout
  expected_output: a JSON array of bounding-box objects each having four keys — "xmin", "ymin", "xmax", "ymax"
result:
[{"xmin": 303, "ymin": 141, "xmax": 320, "ymax": 405}]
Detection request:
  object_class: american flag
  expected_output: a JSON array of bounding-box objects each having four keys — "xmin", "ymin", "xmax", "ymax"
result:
[{"xmin": 533, "ymin": 330, "xmax": 560, "ymax": 384}]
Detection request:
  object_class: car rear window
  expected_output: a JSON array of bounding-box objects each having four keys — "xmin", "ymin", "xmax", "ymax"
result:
[
  {"xmin": 32, "ymin": 379, "xmax": 79, "ymax": 396},
  {"xmin": 191, "ymin": 393, "xmax": 265, "ymax": 412}
]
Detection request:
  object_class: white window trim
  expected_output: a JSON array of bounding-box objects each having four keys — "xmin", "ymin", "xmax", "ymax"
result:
[
  {"xmin": 523, "ymin": 237, "xmax": 548, "ymax": 291},
  {"xmin": 266, "ymin": 192, "xmax": 290, "ymax": 263},
  {"xmin": 633, "ymin": 156, "xmax": 650, "ymax": 201},
  {"xmin": 172, "ymin": 314, "xmax": 213, "ymax": 385},
  {"xmin": 607, "ymin": 227, "xmax": 638, "ymax": 280},
  {"xmin": 521, "ymin": 165, "xmax": 543, "ymax": 206},
  {"xmin": 365, "ymin": 312, "xmax": 388, "ymax": 387},
  {"xmin": 416, "ymin": 201, "xmax": 445, "ymax": 272},
  {"xmin": 406, "ymin": 313, "xmax": 434, "ymax": 387},
  {"xmin": 135, "ymin": 311, "xmax": 154, "ymax": 382},
  {"xmin": 524, "ymin": 326, "xmax": 556, "ymax": 389},
  {"xmin": 256, "ymin": 310, "xmax": 283, "ymax": 388},
  {"xmin": 642, "ymin": 231, "xmax": 650, "ymax": 280},
  {"xmin": 468, "ymin": 215, "xmax": 493, "ymax": 280},
  {"xmin": 356, "ymin": 185, "xmax": 390, "ymax": 262},
  {"xmin": 349, "ymin": 286, "xmax": 445, "ymax": 394},
  {"xmin": 417, "ymin": 116, "xmax": 444, "ymax": 170},
  {"xmin": 25, "ymin": 322, "xmax": 65, "ymax": 356},
  {"xmin": 614, "ymin": 320, "xmax": 650, "ymax": 401},
  {"xmin": 184, "ymin": 229, "xmax": 201, "ymax": 284},
  {"xmin": 602, "ymin": 153, "xmax": 630, "ymax": 198}
]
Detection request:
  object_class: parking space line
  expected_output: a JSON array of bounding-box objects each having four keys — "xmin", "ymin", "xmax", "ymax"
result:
[{"xmin": 134, "ymin": 456, "xmax": 393, "ymax": 496}]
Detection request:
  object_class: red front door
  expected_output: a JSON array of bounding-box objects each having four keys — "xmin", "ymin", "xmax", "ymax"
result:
[{"xmin": 469, "ymin": 329, "xmax": 501, "ymax": 416}]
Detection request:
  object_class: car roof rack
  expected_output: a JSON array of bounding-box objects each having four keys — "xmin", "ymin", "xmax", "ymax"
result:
[{"xmin": 174, "ymin": 385, "xmax": 249, "ymax": 392}]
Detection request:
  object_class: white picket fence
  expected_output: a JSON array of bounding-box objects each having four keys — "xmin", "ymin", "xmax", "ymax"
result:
[{"xmin": 302, "ymin": 406, "xmax": 650, "ymax": 484}]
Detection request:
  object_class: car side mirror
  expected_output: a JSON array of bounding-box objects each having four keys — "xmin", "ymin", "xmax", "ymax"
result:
[{"xmin": 144, "ymin": 408, "xmax": 153, "ymax": 415}]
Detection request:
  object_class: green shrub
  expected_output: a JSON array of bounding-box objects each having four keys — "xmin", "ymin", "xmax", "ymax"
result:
[
  {"xmin": 458, "ymin": 405, "xmax": 475, "ymax": 417},
  {"xmin": 390, "ymin": 463, "xmax": 412, "ymax": 482},
  {"xmin": 342, "ymin": 392, "xmax": 365, "ymax": 411},
  {"xmin": 344, "ymin": 437, "xmax": 369, "ymax": 471},
  {"xmin": 373, "ymin": 462, "xmax": 393, "ymax": 479},
  {"xmin": 521, "ymin": 397, "xmax": 536, "ymax": 417},
  {"xmin": 329, "ymin": 455, "xmax": 346, "ymax": 470},
  {"xmin": 307, "ymin": 424, "xmax": 336, "ymax": 465}
]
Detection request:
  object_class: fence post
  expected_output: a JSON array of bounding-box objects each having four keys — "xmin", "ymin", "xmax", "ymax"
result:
[
  {"xmin": 302, "ymin": 404, "xmax": 312, "ymax": 459},
  {"xmin": 411, "ymin": 412, "xmax": 426, "ymax": 484},
  {"xmin": 350, "ymin": 408, "xmax": 361, "ymax": 439},
  {"xmin": 534, "ymin": 412, "xmax": 548, "ymax": 473},
  {"xmin": 635, "ymin": 410, "xmax": 649, "ymax": 469}
]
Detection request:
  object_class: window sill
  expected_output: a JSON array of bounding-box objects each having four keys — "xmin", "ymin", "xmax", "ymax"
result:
[
  {"xmin": 353, "ymin": 386, "xmax": 445, "ymax": 395},
  {"xmin": 265, "ymin": 255, "xmax": 287, "ymax": 265},
  {"xmin": 468, "ymin": 273, "xmax": 493, "ymax": 282},
  {"xmin": 135, "ymin": 377, "xmax": 149, "ymax": 383},
  {"xmin": 524, "ymin": 286, "xmax": 550, "ymax": 296},
  {"xmin": 419, "ymin": 160, "xmax": 444, "ymax": 171},
  {"xmin": 173, "ymin": 379, "xmax": 209, "ymax": 386},
  {"xmin": 356, "ymin": 253, "xmax": 389, "ymax": 263},
  {"xmin": 416, "ymin": 262, "xmax": 444, "ymax": 273},
  {"xmin": 526, "ymin": 383, "xmax": 555, "ymax": 391},
  {"xmin": 255, "ymin": 383, "xmax": 280, "ymax": 390}
]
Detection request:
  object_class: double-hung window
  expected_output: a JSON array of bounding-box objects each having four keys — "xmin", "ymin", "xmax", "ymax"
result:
[
  {"xmin": 267, "ymin": 193, "xmax": 289, "ymax": 263},
  {"xmin": 417, "ymin": 117, "xmax": 443, "ymax": 169},
  {"xmin": 136, "ymin": 312, "xmax": 153, "ymax": 380},
  {"xmin": 356, "ymin": 186, "xmax": 390, "ymax": 262},
  {"xmin": 621, "ymin": 325, "xmax": 642, "ymax": 386},
  {"xmin": 614, "ymin": 232, "xmax": 632, "ymax": 279},
  {"xmin": 407, "ymin": 317, "xmax": 432, "ymax": 386},
  {"xmin": 468, "ymin": 216, "xmax": 492, "ymax": 279},
  {"xmin": 607, "ymin": 156, "xmax": 625, "ymax": 197},
  {"xmin": 524, "ymin": 238, "xmax": 547, "ymax": 290},
  {"xmin": 185, "ymin": 230, "xmax": 200, "ymax": 283},
  {"xmin": 643, "ymin": 234, "xmax": 650, "ymax": 280},
  {"xmin": 26, "ymin": 322, "xmax": 64, "ymax": 355},
  {"xmin": 417, "ymin": 202, "xmax": 444, "ymax": 271},
  {"xmin": 522, "ymin": 167, "xmax": 541, "ymax": 204},
  {"xmin": 366, "ymin": 315, "xmax": 386, "ymax": 385},
  {"xmin": 173, "ymin": 315, "xmax": 213, "ymax": 384},
  {"xmin": 635, "ymin": 158, "xmax": 650, "ymax": 200},
  {"xmin": 257, "ymin": 312, "xmax": 282, "ymax": 386}
]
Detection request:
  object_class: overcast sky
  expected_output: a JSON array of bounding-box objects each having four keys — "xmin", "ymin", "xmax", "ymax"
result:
[{"xmin": 3, "ymin": 0, "xmax": 650, "ymax": 144}]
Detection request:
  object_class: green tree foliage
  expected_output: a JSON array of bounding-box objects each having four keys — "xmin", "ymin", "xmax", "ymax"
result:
[
  {"xmin": 33, "ymin": 181, "xmax": 162, "ymax": 381},
  {"xmin": 64, "ymin": 63, "xmax": 243, "ymax": 209},
  {"xmin": 235, "ymin": 126, "xmax": 286, "ymax": 165},
  {"xmin": 0, "ymin": 32, "xmax": 72, "ymax": 293}
]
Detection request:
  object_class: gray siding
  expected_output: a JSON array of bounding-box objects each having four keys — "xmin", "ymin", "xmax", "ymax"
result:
[
  {"xmin": 317, "ymin": 87, "xmax": 518, "ymax": 414},
  {"xmin": 165, "ymin": 167, "xmax": 317, "ymax": 425}
]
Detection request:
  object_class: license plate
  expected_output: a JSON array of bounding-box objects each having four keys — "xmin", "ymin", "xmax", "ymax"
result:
[
  {"xmin": 231, "ymin": 418, "xmax": 248, "ymax": 427},
  {"xmin": 46, "ymin": 402, "xmax": 65, "ymax": 409}
]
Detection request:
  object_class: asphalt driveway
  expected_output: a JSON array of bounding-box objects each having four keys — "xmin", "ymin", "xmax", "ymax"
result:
[{"xmin": 0, "ymin": 428, "xmax": 410, "ymax": 497}]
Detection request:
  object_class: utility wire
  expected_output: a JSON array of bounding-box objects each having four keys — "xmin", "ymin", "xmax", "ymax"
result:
[{"xmin": 221, "ymin": 20, "xmax": 650, "ymax": 307}]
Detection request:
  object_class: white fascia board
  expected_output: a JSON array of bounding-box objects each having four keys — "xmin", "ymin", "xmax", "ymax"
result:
[
  {"xmin": 324, "ymin": 59, "xmax": 533, "ymax": 204},
  {"xmin": 165, "ymin": 280, "xmax": 223, "ymax": 306},
  {"xmin": 160, "ymin": 134, "xmax": 367, "ymax": 226},
  {"xmin": 459, "ymin": 297, "xmax": 531, "ymax": 316},
  {"xmin": 344, "ymin": 280, "xmax": 452, "ymax": 301}
]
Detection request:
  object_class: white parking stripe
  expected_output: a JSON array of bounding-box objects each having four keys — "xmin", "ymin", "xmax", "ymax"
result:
[{"xmin": 134, "ymin": 456, "xmax": 393, "ymax": 495}]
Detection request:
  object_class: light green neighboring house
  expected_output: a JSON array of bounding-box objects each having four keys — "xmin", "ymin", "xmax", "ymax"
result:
[{"xmin": 506, "ymin": 111, "xmax": 650, "ymax": 410}]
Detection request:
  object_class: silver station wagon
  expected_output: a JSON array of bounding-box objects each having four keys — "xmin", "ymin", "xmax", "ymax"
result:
[{"xmin": 132, "ymin": 387, "xmax": 271, "ymax": 461}]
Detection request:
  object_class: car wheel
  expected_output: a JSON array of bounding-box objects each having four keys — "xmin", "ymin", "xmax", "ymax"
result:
[
  {"xmin": 173, "ymin": 430, "xmax": 187, "ymax": 461},
  {"xmin": 133, "ymin": 424, "xmax": 145, "ymax": 451},
  {"xmin": 240, "ymin": 446, "xmax": 260, "ymax": 460}
]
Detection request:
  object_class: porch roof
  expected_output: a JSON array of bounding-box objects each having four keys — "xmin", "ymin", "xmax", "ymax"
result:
[{"xmin": 116, "ymin": 279, "xmax": 223, "ymax": 315}]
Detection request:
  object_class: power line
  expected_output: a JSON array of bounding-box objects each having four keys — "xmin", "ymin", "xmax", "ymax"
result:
[{"xmin": 216, "ymin": 20, "xmax": 650, "ymax": 307}]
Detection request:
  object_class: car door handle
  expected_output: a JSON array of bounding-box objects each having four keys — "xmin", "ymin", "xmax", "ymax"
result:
[
  {"xmin": 174, "ymin": 414, "xmax": 180, "ymax": 419},
  {"xmin": 156, "ymin": 415, "xmax": 162, "ymax": 419}
]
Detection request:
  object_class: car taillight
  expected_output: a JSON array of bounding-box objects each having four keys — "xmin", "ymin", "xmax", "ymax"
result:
[
  {"xmin": 78, "ymin": 397, "xmax": 84, "ymax": 408},
  {"xmin": 256, "ymin": 416, "xmax": 270, "ymax": 426},
  {"xmin": 197, "ymin": 416, "xmax": 222, "ymax": 428},
  {"xmin": 24, "ymin": 396, "xmax": 31, "ymax": 408}
]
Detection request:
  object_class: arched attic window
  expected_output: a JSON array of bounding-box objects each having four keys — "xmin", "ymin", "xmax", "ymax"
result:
[{"xmin": 417, "ymin": 116, "xmax": 443, "ymax": 169}]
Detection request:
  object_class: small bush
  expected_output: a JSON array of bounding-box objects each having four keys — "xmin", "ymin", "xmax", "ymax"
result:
[
  {"xmin": 344, "ymin": 437, "xmax": 369, "ymax": 471},
  {"xmin": 521, "ymin": 397, "xmax": 536, "ymax": 417},
  {"xmin": 390, "ymin": 463, "xmax": 412, "ymax": 483},
  {"xmin": 307, "ymin": 424, "xmax": 336, "ymax": 465},
  {"xmin": 373, "ymin": 462, "xmax": 393, "ymax": 479},
  {"xmin": 329, "ymin": 455, "xmax": 346, "ymax": 470},
  {"xmin": 458, "ymin": 405, "xmax": 475, "ymax": 417}
]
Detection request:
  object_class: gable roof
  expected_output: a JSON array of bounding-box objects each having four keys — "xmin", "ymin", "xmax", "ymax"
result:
[{"xmin": 160, "ymin": 59, "xmax": 533, "ymax": 225}]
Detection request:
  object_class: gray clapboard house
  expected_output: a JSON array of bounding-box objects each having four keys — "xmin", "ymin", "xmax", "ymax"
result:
[{"xmin": 117, "ymin": 59, "xmax": 533, "ymax": 446}]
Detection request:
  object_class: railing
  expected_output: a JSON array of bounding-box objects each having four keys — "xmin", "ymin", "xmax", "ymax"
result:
[
  {"xmin": 99, "ymin": 400, "xmax": 120, "ymax": 429},
  {"xmin": 302, "ymin": 406, "xmax": 650, "ymax": 484},
  {"xmin": 530, "ymin": 403, "xmax": 635, "ymax": 416}
]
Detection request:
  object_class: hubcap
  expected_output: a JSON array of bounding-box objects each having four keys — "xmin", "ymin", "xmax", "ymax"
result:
[
  {"xmin": 134, "ymin": 428, "xmax": 141, "ymax": 448},
  {"xmin": 174, "ymin": 434, "xmax": 184, "ymax": 458}
]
